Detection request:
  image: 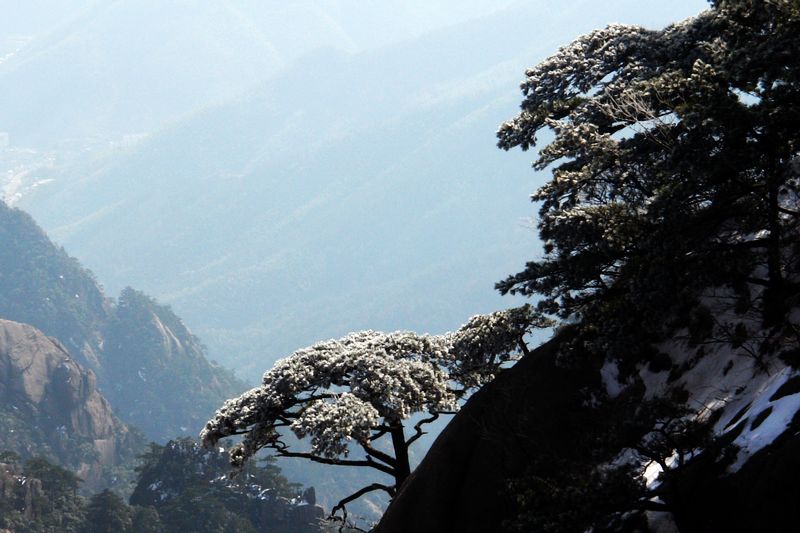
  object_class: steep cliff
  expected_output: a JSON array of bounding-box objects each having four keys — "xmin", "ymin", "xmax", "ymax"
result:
[
  {"xmin": 375, "ymin": 326, "xmax": 800, "ymax": 532},
  {"xmin": 0, "ymin": 319, "xmax": 142, "ymax": 491},
  {"xmin": 0, "ymin": 461, "xmax": 44, "ymax": 521},
  {"xmin": 0, "ymin": 200, "xmax": 245, "ymax": 442}
]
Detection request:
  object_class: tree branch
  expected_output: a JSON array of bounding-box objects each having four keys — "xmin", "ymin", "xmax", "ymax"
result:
[
  {"xmin": 272, "ymin": 446, "xmax": 396, "ymax": 477},
  {"xmin": 359, "ymin": 441, "xmax": 397, "ymax": 468},
  {"xmin": 329, "ymin": 483, "xmax": 397, "ymax": 531},
  {"xmin": 405, "ymin": 412, "xmax": 441, "ymax": 447},
  {"xmin": 518, "ymin": 336, "xmax": 531, "ymax": 358},
  {"xmin": 746, "ymin": 277, "xmax": 771, "ymax": 287}
]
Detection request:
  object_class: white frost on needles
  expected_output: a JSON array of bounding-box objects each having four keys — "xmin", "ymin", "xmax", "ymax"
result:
[{"xmin": 201, "ymin": 305, "xmax": 551, "ymax": 466}]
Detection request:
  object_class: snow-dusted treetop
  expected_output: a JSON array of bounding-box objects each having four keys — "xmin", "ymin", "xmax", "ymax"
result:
[
  {"xmin": 201, "ymin": 305, "xmax": 551, "ymax": 520},
  {"xmin": 496, "ymin": 0, "xmax": 800, "ymax": 340}
]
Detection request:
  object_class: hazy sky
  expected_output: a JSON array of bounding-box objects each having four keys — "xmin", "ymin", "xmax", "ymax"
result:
[{"xmin": 2, "ymin": 0, "xmax": 711, "ymax": 377}]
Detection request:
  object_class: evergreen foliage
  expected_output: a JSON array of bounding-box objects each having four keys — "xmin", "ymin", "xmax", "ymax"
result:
[
  {"xmin": 0, "ymin": 443, "xmax": 314, "ymax": 533},
  {"xmin": 103, "ymin": 287, "xmax": 244, "ymax": 441},
  {"xmin": 81, "ymin": 490, "xmax": 132, "ymax": 533},
  {"xmin": 496, "ymin": 0, "xmax": 800, "ymax": 351},
  {"xmin": 493, "ymin": 0, "xmax": 800, "ymax": 531},
  {"xmin": 203, "ymin": 306, "xmax": 551, "ymax": 523},
  {"xmin": 130, "ymin": 438, "xmax": 316, "ymax": 533},
  {"xmin": 129, "ymin": 505, "xmax": 165, "ymax": 533},
  {"xmin": 0, "ymin": 201, "xmax": 108, "ymax": 364},
  {"xmin": 0, "ymin": 201, "xmax": 246, "ymax": 443},
  {"xmin": 0, "ymin": 455, "xmax": 85, "ymax": 532}
]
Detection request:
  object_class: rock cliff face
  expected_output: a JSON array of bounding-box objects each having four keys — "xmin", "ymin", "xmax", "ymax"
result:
[
  {"xmin": 0, "ymin": 461, "xmax": 44, "ymax": 520},
  {"xmin": 374, "ymin": 338, "xmax": 573, "ymax": 533},
  {"xmin": 0, "ymin": 319, "xmax": 139, "ymax": 491},
  {"xmin": 375, "ymin": 330, "xmax": 800, "ymax": 533}
]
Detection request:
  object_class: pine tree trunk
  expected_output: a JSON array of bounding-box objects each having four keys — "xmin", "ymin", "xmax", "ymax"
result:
[{"xmin": 390, "ymin": 422, "xmax": 411, "ymax": 488}]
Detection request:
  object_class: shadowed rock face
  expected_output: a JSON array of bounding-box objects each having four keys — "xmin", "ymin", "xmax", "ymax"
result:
[
  {"xmin": 374, "ymin": 337, "xmax": 589, "ymax": 533},
  {"xmin": 374, "ymin": 332, "xmax": 800, "ymax": 533},
  {"xmin": 0, "ymin": 319, "xmax": 133, "ymax": 490}
]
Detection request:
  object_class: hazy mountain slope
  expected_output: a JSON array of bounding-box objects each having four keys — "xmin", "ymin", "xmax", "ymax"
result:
[
  {"xmin": 101, "ymin": 287, "xmax": 245, "ymax": 442},
  {"xmin": 0, "ymin": 0, "xmax": 518, "ymax": 147},
  {"xmin": 0, "ymin": 200, "xmax": 245, "ymax": 441},
  {"xmin": 19, "ymin": 0, "xmax": 708, "ymax": 377},
  {"xmin": 0, "ymin": 200, "xmax": 109, "ymax": 369}
]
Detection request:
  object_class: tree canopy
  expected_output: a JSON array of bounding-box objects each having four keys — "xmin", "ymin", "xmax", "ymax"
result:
[
  {"xmin": 202, "ymin": 305, "xmax": 550, "ymax": 522},
  {"xmin": 496, "ymin": 0, "xmax": 800, "ymax": 338},
  {"xmin": 494, "ymin": 3, "xmax": 800, "ymax": 525}
]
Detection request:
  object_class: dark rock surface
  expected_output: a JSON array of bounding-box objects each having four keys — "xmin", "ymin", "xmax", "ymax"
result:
[
  {"xmin": 375, "ymin": 334, "xmax": 800, "ymax": 533},
  {"xmin": 0, "ymin": 461, "xmax": 44, "ymax": 520},
  {"xmin": 374, "ymin": 337, "xmax": 588, "ymax": 533}
]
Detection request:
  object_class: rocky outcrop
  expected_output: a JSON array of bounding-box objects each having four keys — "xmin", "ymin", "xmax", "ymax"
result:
[
  {"xmin": 0, "ymin": 319, "xmax": 138, "ymax": 491},
  {"xmin": 0, "ymin": 200, "xmax": 245, "ymax": 443},
  {"xmin": 0, "ymin": 461, "xmax": 44, "ymax": 520},
  {"xmin": 374, "ymin": 337, "xmax": 578, "ymax": 533},
  {"xmin": 375, "ymin": 331, "xmax": 800, "ymax": 533},
  {"xmin": 101, "ymin": 287, "xmax": 245, "ymax": 441}
]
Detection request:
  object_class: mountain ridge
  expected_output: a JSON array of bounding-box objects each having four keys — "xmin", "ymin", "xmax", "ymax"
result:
[{"xmin": 0, "ymin": 199, "xmax": 246, "ymax": 442}]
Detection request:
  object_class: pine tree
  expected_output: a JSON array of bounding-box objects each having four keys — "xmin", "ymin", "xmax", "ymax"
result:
[
  {"xmin": 497, "ymin": 0, "xmax": 800, "ymax": 339},
  {"xmin": 203, "ymin": 306, "xmax": 551, "ymax": 522},
  {"xmin": 130, "ymin": 506, "xmax": 165, "ymax": 533},
  {"xmin": 81, "ymin": 489, "xmax": 132, "ymax": 533}
]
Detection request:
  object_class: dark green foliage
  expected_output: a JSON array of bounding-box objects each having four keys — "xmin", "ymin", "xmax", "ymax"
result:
[
  {"xmin": 0, "ymin": 405, "xmax": 146, "ymax": 493},
  {"xmin": 0, "ymin": 456, "xmax": 86, "ymax": 533},
  {"xmin": 24, "ymin": 457, "xmax": 82, "ymax": 498},
  {"xmin": 503, "ymin": 388, "xmax": 720, "ymax": 533},
  {"xmin": 130, "ymin": 439, "xmax": 317, "ymax": 533},
  {"xmin": 102, "ymin": 288, "xmax": 245, "ymax": 441},
  {"xmin": 1, "ymin": 445, "xmax": 316, "ymax": 533},
  {"xmin": 130, "ymin": 506, "xmax": 165, "ymax": 533},
  {"xmin": 157, "ymin": 487, "xmax": 257, "ymax": 533},
  {"xmin": 133, "ymin": 437, "xmax": 302, "ymax": 500},
  {"xmin": 506, "ymin": 459, "xmax": 646, "ymax": 533},
  {"xmin": 497, "ymin": 0, "xmax": 800, "ymax": 350},
  {"xmin": 0, "ymin": 201, "xmax": 108, "ymax": 366},
  {"xmin": 81, "ymin": 490, "xmax": 132, "ymax": 533},
  {"xmin": 494, "ymin": 5, "xmax": 800, "ymax": 525}
]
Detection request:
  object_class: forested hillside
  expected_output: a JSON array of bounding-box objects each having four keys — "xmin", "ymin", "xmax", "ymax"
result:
[
  {"xmin": 0, "ymin": 200, "xmax": 245, "ymax": 442},
  {"xmin": 6, "ymin": 1, "xmax": 798, "ymax": 531},
  {"xmin": 0, "ymin": 202, "xmax": 318, "ymax": 532}
]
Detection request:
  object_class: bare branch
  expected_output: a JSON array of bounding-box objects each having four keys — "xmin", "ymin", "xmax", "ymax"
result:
[
  {"xmin": 272, "ymin": 445, "xmax": 396, "ymax": 477},
  {"xmin": 329, "ymin": 483, "xmax": 396, "ymax": 526},
  {"xmin": 359, "ymin": 441, "xmax": 397, "ymax": 468},
  {"xmin": 405, "ymin": 412, "xmax": 441, "ymax": 447}
]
